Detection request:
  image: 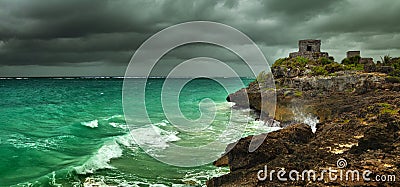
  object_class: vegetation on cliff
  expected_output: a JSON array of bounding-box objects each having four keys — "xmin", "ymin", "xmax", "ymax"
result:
[
  {"xmin": 271, "ymin": 56, "xmax": 369, "ymax": 78},
  {"xmin": 381, "ymin": 55, "xmax": 400, "ymax": 77},
  {"xmin": 271, "ymin": 54, "xmax": 400, "ymax": 80}
]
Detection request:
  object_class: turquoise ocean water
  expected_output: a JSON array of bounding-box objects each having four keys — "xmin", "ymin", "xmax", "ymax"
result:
[{"xmin": 0, "ymin": 78, "xmax": 278, "ymax": 186}]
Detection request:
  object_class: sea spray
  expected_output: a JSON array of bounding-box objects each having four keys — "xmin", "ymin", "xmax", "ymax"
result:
[
  {"xmin": 74, "ymin": 140, "xmax": 123, "ymax": 174},
  {"xmin": 292, "ymin": 107, "xmax": 319, "ymax": 133}
]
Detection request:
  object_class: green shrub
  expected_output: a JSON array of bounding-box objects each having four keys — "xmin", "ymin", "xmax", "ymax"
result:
[
  {"xmin": 324, "ymin": 62, "xmax": 344, "ymax": 73},
  {"xmin": 389, "ymin": 69, "xmax": 400, "ymax": 77},
  {"xmin": 378, "ymin": 103, "xmax": 398, "ymax": 115},
  {"xmin": 294, "ymin": 91, "xmax": 303, "ymax": 97},
  {"xmin": 343, "ymin": 63, "xmax": 364, "ymax": 71},
  {"xmin": 295, "ymin": 56, "xmax": 309, "ymax": 67},
  {"xmin": 392, "ymin": 58, "xmax": 400, "ymax": 70},
  {"xmin": 380, "ymin": 55, "xmax": 392, "ymax": 66},
  {"xmin": 312, "ymin": 66, "xmax": 328, "ymax": 76},
  {"xmin": 342, "ymin": 56, "xmax": 361, "ymax": 65},
  {"xmin": 317, "ymin": 57, "xmax": 333, "ymax": 65},
  {"xmin": 272, "ymin": 58, "xmax": 288, "ymax": 68},
  {"xmin": 341, "ymin": 58, "xmax": 350, "ymax": 65},
  {"xmin": 329, "ymin": 72, "xmax": 338, "ymax": 76},
  {"xmin": 272, "ymin": 57, "xmax": 310, "ymax": 69}
]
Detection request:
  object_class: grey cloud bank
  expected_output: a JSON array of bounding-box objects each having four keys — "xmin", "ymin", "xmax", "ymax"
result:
[{"xmin": 0, "ymin": 0, "xmax": 399, "ymax": 76}]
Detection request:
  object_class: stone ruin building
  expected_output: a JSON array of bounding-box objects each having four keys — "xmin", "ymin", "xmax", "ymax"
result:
[
  {"xmin": 285, "ymin": 39, "xmax": 398, "ymax": 75},
  {"xmin": 289, "ymin": 39, "xmax": 330, "ymax": 61},
  {"xmin": 345, "ymin": 50, "xmax": 396, "ymax": 74},
  {"xmin": 347, "ymin": 51, "xmax": 360, "ymax": 58},
  {"xmin": 346, "ymin": 50, "xmax": 374, "ymax": 64}
]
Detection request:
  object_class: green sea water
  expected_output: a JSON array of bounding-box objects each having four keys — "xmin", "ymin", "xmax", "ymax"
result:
[{"xmin": 0, "ymin": 78, "xmax": 279, "ymax": 186}]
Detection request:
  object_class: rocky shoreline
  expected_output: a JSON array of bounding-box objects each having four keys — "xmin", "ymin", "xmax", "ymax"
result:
[{"xmin": 207, "ymin": 61, "xmax": 400, "ymax": 186}]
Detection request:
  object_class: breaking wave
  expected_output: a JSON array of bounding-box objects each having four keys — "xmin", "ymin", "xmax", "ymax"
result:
[
  {"xmin": 74, "ymin": 140, "xmax": 123, "ymax": 174},
  {"xmin": 81, "ymin": 120, "xmax": 99, "ymax": 128}
]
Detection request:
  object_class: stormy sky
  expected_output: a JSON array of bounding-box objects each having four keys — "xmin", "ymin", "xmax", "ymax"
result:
[{"xmin": 0, "ymin": 0, "xmax": 399, "ymax": 77}]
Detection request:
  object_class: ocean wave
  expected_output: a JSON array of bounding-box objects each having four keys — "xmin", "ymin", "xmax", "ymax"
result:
[
  {"xmin": 81, "ymin": 120, "xmax": 99, "ymax": 128},
  {"xmin": 115, "ymin": 134, "xmax": 138, "ymax": 150},
  {"xmin": 74, "ymin": 121, "xmax": 183, "ymax": 175},
  {"xmin": 109, "ymin": 122, "xmax": 128, "ymax": 130},
  {"xmin": 104, "ymin": 114, "xmax": 123, "ymax": 121},
  {"xmin": 153, "ymin": 119, "xmax": 170, "ymax": 127},
  {"xmin": 81, "ymin": 176, "xmax": 188, "ymax": 187},
  {"xmin": 182, "ymin": 167, "xmax": 229, "ymax": 186},
  {"xmin": 129, "ymin": 126, "xmax": 180, "ymax": 150},
  {"xmin": 111, "ymin": 124, "xmax": 181, "ymax": 150},
  {"xmin": 74, "ymin": 140, "xmax": 123, "ymax": 174}
]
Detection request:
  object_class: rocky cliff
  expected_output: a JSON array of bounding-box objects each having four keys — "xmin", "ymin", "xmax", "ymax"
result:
[{"xmin": 208, "ymin": 69, "xmax": 400, "ymax": 186}]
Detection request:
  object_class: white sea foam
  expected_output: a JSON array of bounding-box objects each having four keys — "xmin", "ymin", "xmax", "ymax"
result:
[
  {"xmin": 109, "ymin": 122, "xmax": 118, "ymax": 128},
  {"xmin": 182, "ymin": 167, "xmax": 229, "ymax": 186},
  {"xmin": 109, "ymin": 122, "xmax": 128, "ymax": 130},
  {"xmin": 81, "ymin": 120, "xmax": 99, "ymax": 128},
  {"xmin": 114, "ymin": 124, "xmax": 181, "ymax": 150},
  {"xmin": 75, "ymin": 124, "xmax": 181, "ymax": 175},
  {"xmin": 74, "ymin": 140, "xmax": 123, "ymax": 174},
  {"xmin": 149, "ymin": 184, "xmax": 169, "ymax": 187},
  {"xmin": 302, "ymin": 115, "xmax": 318, "ymax": 133},
  {"xmin": 115, "ymin": 134, "xmax": 137, "ymax": 150},
  {"xmin": 293, "ymin": 110, "xmax": 319, "ymax": 133},
  {"xmin": 154, "ymin": 122, "xmax": 167, "ymax": 127},
  {"xmin": 247, "ymin": 120, "xmax": 282, "ymax": 131},
  {"xmin": 104, "ymin": 114, "xmax": 124, "ymax": 121},
  {"xmin": 129, "ymin": 126, "xmax": 180, "ymax": 150}
]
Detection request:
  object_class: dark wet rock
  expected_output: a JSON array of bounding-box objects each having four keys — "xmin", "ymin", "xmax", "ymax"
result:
[
  {"xmin": 226, "ymin": 124, "xmax": 313, "ymax": 172},
  {"xmin": 226, "ymin": 88, "xmax": 250, "ymax": 108},
  {"xmin": 213, "ymin": 154, "xmax": 229, "ymax": 167},
  {"xmin": 271, "ymin": 66, "xmax": 286, "ymax": 79},
  {"xmin": 209, "ymin": 71, "xmax": 400, "ymax": 187}
]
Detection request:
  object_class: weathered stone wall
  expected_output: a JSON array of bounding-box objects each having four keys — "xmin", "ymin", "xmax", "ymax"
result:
[
  {"xmin": 299, "ymin": 39, "xmax": 321, "ymax": 52},
  {"xmin": 346, "ymin": 51, "xmax": 360, "ymax": 58},
  {"xmin": 276, "ymin": 73, "xmax": 385, "ymax": 93},
  {"xmin": 359, "ymin": 57, "xmax": 373, "ymax": 64},
  {"xmin": 289, "ymin": 51, "xmax": 329, "ymax": 61}
]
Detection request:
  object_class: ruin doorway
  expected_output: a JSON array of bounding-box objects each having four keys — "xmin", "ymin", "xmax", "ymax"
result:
[{"xmin": 307, "ymin": 45, "xmax": 312, "ymax": 51}]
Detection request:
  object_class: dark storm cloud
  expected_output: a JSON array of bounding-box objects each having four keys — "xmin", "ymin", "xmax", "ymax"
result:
[
  {"xmin": 0, "ymin": 0, "xmax": 162, "ymax": 39},
  {"xmin": 0, "ymin": 0, "xmax": 399, "ymax": 76},
  {"xmin": 310, "ymin": 1, "xmax": 400, "ymax": 34}
]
